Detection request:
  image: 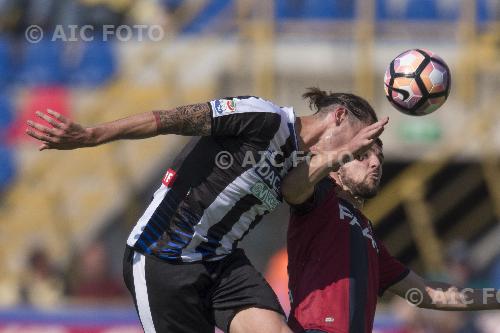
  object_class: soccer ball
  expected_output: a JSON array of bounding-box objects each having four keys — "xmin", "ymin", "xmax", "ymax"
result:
[{"xmin": 384, "ymin": 49, "xmax": 451, "ymax": 116}]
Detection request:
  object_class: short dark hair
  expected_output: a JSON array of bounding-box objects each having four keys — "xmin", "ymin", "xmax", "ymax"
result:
[{"xmin": 303, "ymin": 87, "xmax": 378, "ymax": 124}]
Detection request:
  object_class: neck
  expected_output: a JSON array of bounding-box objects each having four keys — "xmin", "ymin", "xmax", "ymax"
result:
[
  {"xmin": 295, "ymin": 115, "xmax": 326, "ymax": 152},
  {"xmin": 329, "ymin": 172, "xmax": 365, "ymax": 209}
]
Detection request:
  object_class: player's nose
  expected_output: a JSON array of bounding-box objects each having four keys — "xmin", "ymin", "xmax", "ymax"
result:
[{"xmin": 368, "ymin": 155, "xmax": 381, "ymax": 170}]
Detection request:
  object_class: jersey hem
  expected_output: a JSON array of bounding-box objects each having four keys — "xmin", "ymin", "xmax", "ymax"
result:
[{"xmin": 126, "ymin": 245, "xmax": 229, "ymax": 265}]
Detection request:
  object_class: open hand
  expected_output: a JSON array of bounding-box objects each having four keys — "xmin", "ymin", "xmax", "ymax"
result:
[
  {"xmin": 26, "ymin": 109, "xmax": 93, "ymax": 151},
  {"xmin": 345, "ymin": 117, "xmax": 388, "ymax": 159}
]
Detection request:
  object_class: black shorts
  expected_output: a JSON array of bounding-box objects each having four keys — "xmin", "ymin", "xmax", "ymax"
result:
[{"xmin": 123, "ymin": 246, "xmax": 285, "ymax": 333}]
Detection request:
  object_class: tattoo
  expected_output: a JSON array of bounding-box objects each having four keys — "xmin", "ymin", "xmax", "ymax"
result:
[{"xmin": 154, "ymin": 103, "xmax": 211, "ymax": 136}]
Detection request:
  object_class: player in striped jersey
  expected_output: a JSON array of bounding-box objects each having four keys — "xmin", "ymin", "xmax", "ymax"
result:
[{"xmin": 26, "ymin": 89, "xmax": 387, "ymax": 333}]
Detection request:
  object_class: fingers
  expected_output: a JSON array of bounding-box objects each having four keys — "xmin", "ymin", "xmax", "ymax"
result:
[
  {"xmin": 362, "ymin": 117, "xmax": 389, "ymax": 139},
  {"xmin": 27, "ymin": 119, "xmax": 58, "ymax": 136},
  {"xmin": 363, "ymin": 117, "xmax": 389, "ymax": 132},
  {"xmin": 46, "ymin": 109, "xmax": 69, "ymax": 124},
  {"xmin": 35, "ymin": 110, "xmax": 64, "ymax": 128},
  {"xmin": 26, "ymin": 128, "xmax": 54, "ymax": 143},
  {"xmin": 25, "ymin": 109, "xmax": 67, "ymax": 146},
  {"xmin": 379, "ymin": 116, "xmax": 389, "ymax": 126}
]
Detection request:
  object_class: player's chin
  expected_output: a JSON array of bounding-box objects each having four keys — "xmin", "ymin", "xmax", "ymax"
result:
[
  {"xmin": 361, "ymin": 189, "xmax": 378, "ymax": 199},
  {"xmin": 358, "ymin": 182, "xmax": 379, "ymax": 199}
]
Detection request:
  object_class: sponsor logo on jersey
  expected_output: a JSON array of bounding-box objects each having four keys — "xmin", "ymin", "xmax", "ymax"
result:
[
  {"xmin": 162, "ymin": 168, "xmax": 177, "ymax": 187},
  {"xmin": 253, "ymin": 152, "xmax": 282, "ymax": 197},
  {"xmin": 251, "ymin": 182, "xmax": 280, "ymax": 211},
  {"xmin": 214, "ymin": 98, "xmax": 237, "ymax": 114},
  {"xmin": 339, "ymin": 203, "xmax": 378, "ymax": 252}
]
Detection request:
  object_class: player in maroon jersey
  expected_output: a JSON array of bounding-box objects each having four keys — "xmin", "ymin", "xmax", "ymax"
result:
[{"xmin": 282, "ymin": 127, "xmax": 500, "ymax": 332}]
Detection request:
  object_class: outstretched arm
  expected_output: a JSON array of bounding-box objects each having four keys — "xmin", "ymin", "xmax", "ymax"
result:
[
  {"xmin": 388, "ymin": 270, "xmax": 500, "ymax": 311},
  {"xmin": 26, "ymin": 103, "xmax": 211, "ymax": 151},
  {"xmin": 281, "ymin": 117, "xmax": 388, "ymax": 205}
]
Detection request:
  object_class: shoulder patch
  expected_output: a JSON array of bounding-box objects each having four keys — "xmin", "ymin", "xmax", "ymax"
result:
[{"xmin": 212, "ymin": 98, "xmax": 237, "ymax": 115}]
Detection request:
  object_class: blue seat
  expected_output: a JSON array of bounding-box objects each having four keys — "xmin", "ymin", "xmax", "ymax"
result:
[
  {"xmin": 477, "ymin": 0, "xmax": 494, "ymax": 24},
  {"xmin": 0, "ymin": 92, "xmax": 13, "ymax": 133},
  {"xmin": 16, "ymin": 39, "xmax": 65, "ymax": 86},
  {"xmin": 66, "ymin": 41, "xmax": 116, "ymax": 86},
  {"xmin": 0, "ymin": 144, "xmax": 15, "ymax": 192},
  {"xmin": 276, "ymin": 0, "xmax": 354, "ymax": 19},
  {"xmin": 0, "ymin": 36, "xmax": 12, "ymax": 88},
  {"xmin": 276, "ymin": 0, "xmax": 307, "ymax": 19},
  {"xmin": 406, "ymin": 0, "xmax": 439, "ymax": 20},
  {"xmin": 378, "ymin": 0, "xmax": 462, "ymax": 21}
]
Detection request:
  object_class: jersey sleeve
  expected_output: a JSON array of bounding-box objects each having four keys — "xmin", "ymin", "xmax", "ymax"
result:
[
  {"xmin": 209, "ymin": 96, "xmax": 283, "ymax": 147},
  {"xmin": 377, "ymin": 240, "xmax": 410, "ymax": 296}
]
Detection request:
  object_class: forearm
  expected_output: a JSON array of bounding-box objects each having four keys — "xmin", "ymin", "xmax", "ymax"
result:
[
  {"xmin": 90, "ymin": 103, "xmax": 212, "ymax": 145},
  {"xmin": 89, "ymin": 111, "xmax": 158, "ymax": 145},
  {"xmin": 282, "ymin": 150, "xmax": 345, "ymax": 204},
  {"xmin": 421, "ymin": 282, "xmax": 500, "ymax": 311}
]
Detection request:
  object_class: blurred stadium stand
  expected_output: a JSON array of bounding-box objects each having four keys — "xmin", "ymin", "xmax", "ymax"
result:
[
  {"xmin": 0, "ymin": 37, "xmax": 12, "ymax": 89},
  {"xmin": 16, "ymin": 40, "xmax": 66, "ymax": 86},
  {"xmin": 66, "ymin": 40, "xmax": 117, "ymax": 86},
  {"xmin": 0, "ymin": 0, "xmax": 499, "ymax": 332}
]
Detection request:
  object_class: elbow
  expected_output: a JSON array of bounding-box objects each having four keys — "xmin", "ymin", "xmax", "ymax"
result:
[
  {"xmin": 281, "ymin": 180, "xmax": 295, "ymax": 204},
  {"xmin": 282, "ymin": 180, "xmax": 299, "ymax": 205}
]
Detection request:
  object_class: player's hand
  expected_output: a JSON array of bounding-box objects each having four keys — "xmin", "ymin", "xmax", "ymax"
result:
[
  {"xmin": 343, "ymin": 117, "xmax": 388, "ymax": 160},
  {"xmin": 25, "ymin": 109, "xmax": 93, "ymax": 151}
]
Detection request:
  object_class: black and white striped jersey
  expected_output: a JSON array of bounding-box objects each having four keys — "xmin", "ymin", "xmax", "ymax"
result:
[{"xmin": 127, "ymin": 96, "xmax": 299, "ymax": 262}]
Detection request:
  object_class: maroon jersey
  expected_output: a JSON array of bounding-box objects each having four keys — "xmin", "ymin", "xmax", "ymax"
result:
[{"xmin": 287, "ymin": 178, "xmax": 409, "ymax": 333}]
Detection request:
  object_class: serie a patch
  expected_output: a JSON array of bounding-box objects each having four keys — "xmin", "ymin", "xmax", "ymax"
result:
[{"xmin": 213, "ymin": 98, "xmax": 237, "ymax": 115}]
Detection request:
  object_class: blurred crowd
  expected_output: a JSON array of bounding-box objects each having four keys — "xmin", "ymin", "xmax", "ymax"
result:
[
  {"xmin": 19, "ymin": 241, "xmax": 128, "ymax": 308},
  {"xmin": 0, "ymin": 0, "xmax": 181, "ymax": 36}
]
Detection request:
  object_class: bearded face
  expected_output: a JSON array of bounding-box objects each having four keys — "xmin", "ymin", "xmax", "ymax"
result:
[{"xmin": 338, "ymin": 145, "xmax": 383, "ymax": 199}]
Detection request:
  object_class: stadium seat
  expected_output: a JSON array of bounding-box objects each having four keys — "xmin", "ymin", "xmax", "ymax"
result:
[
  {"xmin": 406, "ymin": 0, "xmax": 439, "ymax": 20},
  {"xmin": 376, "ymin": 0, "xmax": 439, "ymax": 20},
  {"xmin": 16, "ymin": 39, "xmax": 65, "ymax": 86},
  {"xmin": 0, "ymin": 144, "xmax": 15, "ymax": 192},
  {"xmin": 0, "ymin": 91, "xmax": 13, "ymax": 142},
  {"xmin": 376, "ymin": 0, "xmax": 451, "ymax": 21},
  {"xmin": 0, "ymin": 36, "xmax": 12, "ymax": 88},
  {"xmin": 66, "ymin": 41, "xmax": 116, "ymax": 86},
  {"xmin": 477, "ymin": 0, "xmax": 495, "ymax": 24},
  {"xmin": 276, "ymin": 0, "xmax": 354, "ymax": 19}
]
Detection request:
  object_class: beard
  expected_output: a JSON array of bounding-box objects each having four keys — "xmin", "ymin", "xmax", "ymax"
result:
[{"xmin": 339, "ymin": 167, "xmax": 380, "ymax": 199}]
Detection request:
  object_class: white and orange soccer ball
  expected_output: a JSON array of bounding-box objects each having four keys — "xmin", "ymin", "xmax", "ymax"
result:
[{"xmin": 384, "ymin": 49, "xmax": 451, "ymax": 116}]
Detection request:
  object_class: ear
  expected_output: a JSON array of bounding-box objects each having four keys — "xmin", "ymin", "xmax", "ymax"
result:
[{"xmin": 332, "ymin": 106, "xmax": 349, "ymax": 126}]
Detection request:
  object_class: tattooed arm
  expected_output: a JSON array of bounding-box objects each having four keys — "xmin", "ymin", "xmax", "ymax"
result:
[
  {"xmin": 25, "ymin": 103, "xmax": 211, "ymax": 151},
  {"xmin": 153, "ymin": 104, "xmax": 211, "ymax": 136}
]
